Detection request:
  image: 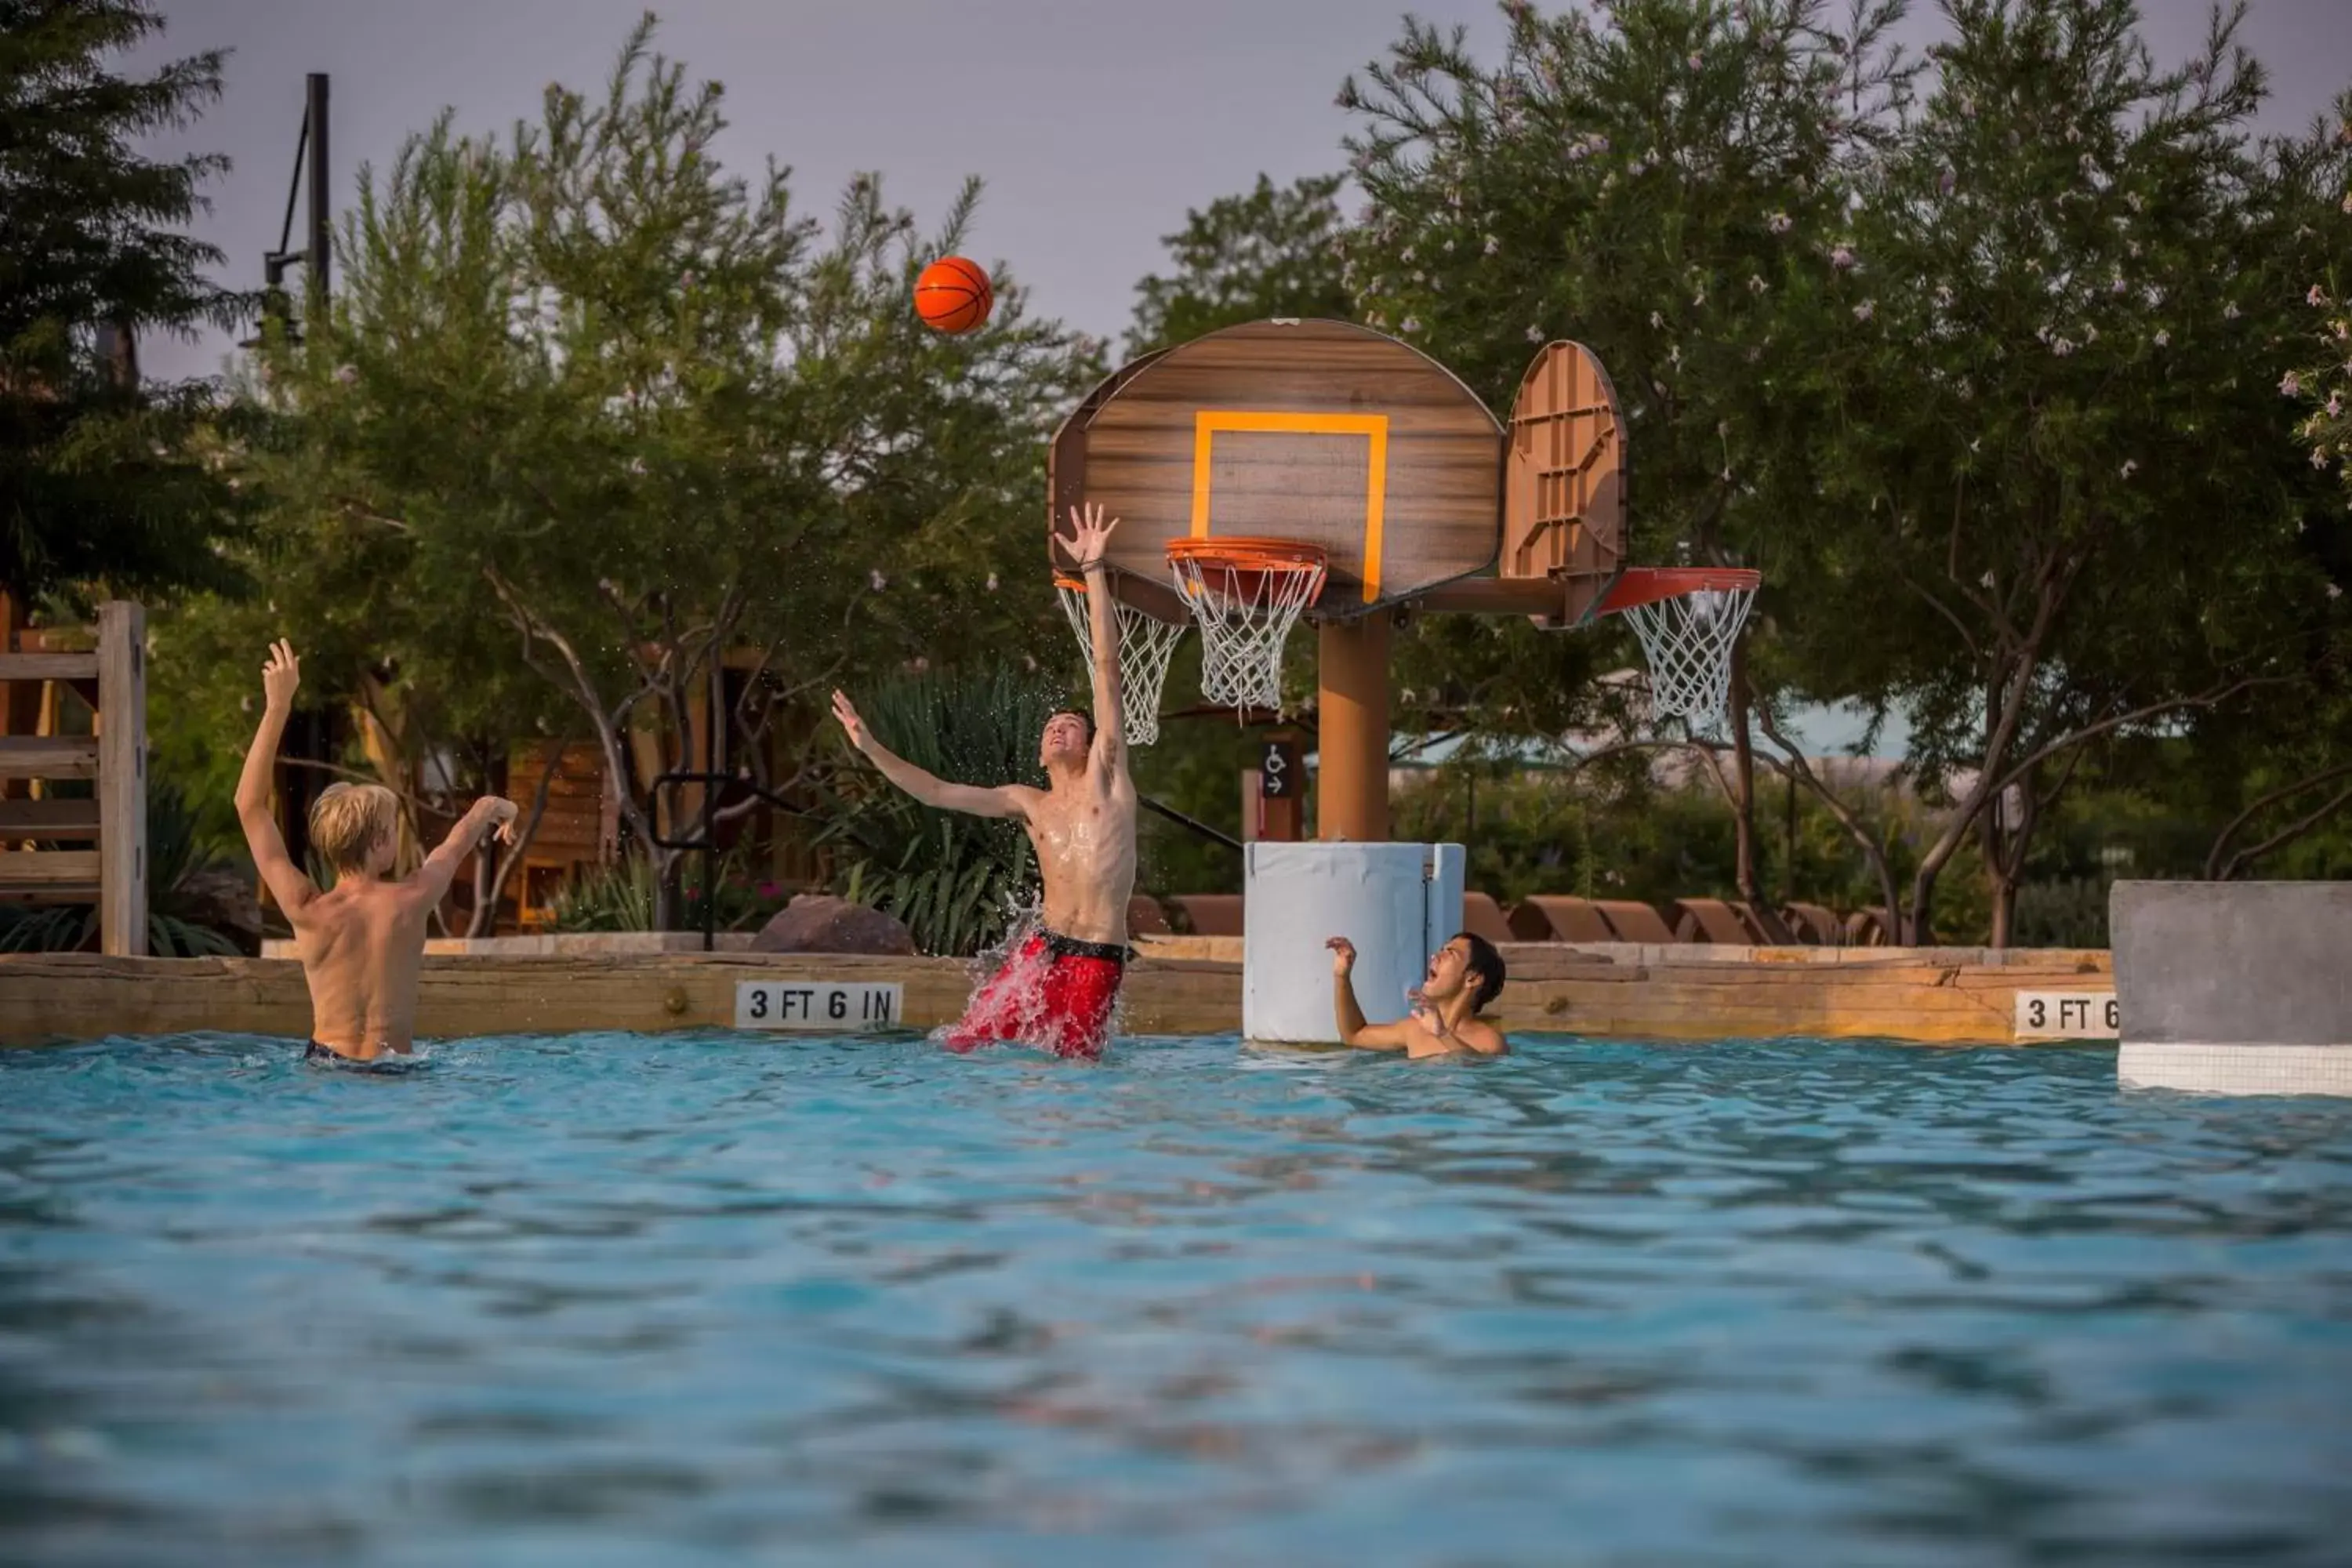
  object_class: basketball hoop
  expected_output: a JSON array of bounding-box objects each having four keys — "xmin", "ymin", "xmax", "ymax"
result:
[
  {"xmin": 1054, "ymin": 573, "xmax": 1187, "ymax": 747},
  {"xmin": 1165, "ymin": 537, "xmax": 1328, "ymax": 713},
  {"xmin": 1595, "ymin": 567, "xmax": 1760, "ymax": 731}
]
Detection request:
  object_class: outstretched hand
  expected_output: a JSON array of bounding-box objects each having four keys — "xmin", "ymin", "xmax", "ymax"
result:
[
  {"xmin": 261, "ymin": 640, "xmax": 300, "ymax": 713},
  {"xmin": 1057, "ymin": 503, "xmax": 1120, "ymax": 571},
  {"xmin": 1326, "ymin": 936, "xmax": 1356, "ymax": 977},
  {"xmin": 829, "ymin": 689, "xmax": 869, "ymax": 754},
  {"xmin": 481, "ymin": 797, "xmax": 520, "ymax": 847}
]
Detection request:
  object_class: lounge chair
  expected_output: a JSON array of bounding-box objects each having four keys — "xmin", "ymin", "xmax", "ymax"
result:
[
  {"xmin": 1844, "ymin": 906, "xmax": 1893, "ymax": 946},
  {"xmin": 1593, "ymin": 899, "xmax": 1678, "ymax": 943},
  {"xmin": 1460, "ymin": 891, "xmax": 1515, "ymax": 944},
  {"xmin": 1782, "ymin": 902, "xmax": 1841, "ymax": 945},
  {"xmin": 1170, "ymin": 893, "xmax": 1243, "ymax": 936},
  {"xmin": 1507, "ymin": 895, "xmax": 1617, "ymax": 943},
  {"xmin": 1670, "ymin": 898, "xmax": 1755, "ymax": 944}
]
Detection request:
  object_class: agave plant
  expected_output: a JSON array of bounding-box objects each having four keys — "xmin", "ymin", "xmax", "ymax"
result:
[
  {"xmin": 0, "ymin": 783, "xmax": 247, "ymax": 956},
  {"xmin": 546, "ymin": 845, "xmax": 778, "ymax": 933},
  {"xmin": 815, "ymin": 664, "xmax": 1059, "ymax": 956},
  {"xmin": 546, "ymin": 854, "xmax": 658, "ymax": 932}
]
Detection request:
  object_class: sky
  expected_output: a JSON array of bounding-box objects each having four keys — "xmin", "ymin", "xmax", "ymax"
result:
[
  {"xmin": 117, "ymin": 0, "xmax": 2348, "ymax": 760},
  {"xmin": 129, "ymin": 0, "xmax": 2350, "ymax": 387}
]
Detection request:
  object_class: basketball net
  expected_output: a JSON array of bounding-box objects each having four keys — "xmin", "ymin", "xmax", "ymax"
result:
[
  {"xmin": 1612, "ymin": 575, "xmax": 1758, "ymax": 731},
  {"xmin": 1055, "ymin": 576, "xmax": 1186, "ymax": 747},
  {"xmin": 1165, "ymin": 539, "xmax": 1327, "ymax": 714}
]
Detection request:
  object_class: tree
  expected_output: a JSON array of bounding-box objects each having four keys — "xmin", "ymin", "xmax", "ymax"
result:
[
  {"xmin": 1805, "ymin": 0, "xmax": 2347, "ymax": 942},
  {"xmin": 2285, "ymin": 90, "xmax": 2352, "ymax": 506},
  {"xmin": 0, "ymin": 0, "xmax": 249, "ymax": 608},
  {"xmin": 237, "ymin": 20, "xmax": 1098, "ymax": 929},
  {"xmin": 1340, "ymin": 0, "xmax": 1911, "ymax": 932},
  {"xmin": 1123, "ymin": 173, "xmax": 1358, "ymax": 357}
]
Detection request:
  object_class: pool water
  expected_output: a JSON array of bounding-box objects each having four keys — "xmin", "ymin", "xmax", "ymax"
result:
[{"xmin": 3, "ymin": 1033, "xmax": 2348, "ymax": 1566}]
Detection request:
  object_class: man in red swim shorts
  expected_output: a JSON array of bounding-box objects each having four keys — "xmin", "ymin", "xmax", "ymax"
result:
[{"xmin": 831, "ymin": 503, "xmax": 1138, "ymax": 1060}]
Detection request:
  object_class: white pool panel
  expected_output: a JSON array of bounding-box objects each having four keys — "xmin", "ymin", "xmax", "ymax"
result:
[{"xmin": 1240, "ymin": 842, "xmax": 1467, "ymax": 1045}]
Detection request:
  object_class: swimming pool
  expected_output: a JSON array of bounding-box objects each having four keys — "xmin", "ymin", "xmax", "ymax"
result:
[{"xmin": 2, "ymin": 1033, "xmax": 2347, "ymax": 1566}]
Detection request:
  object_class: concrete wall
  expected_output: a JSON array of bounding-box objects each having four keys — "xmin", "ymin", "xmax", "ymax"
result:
[{"xmin": 2112, "ymin": 880, "xmax": 2352, "ymax": 1095}]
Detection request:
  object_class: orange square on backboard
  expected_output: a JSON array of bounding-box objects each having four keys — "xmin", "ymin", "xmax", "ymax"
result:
[{"xmin": 1189, "ymin": 412, "xmax": 1389, "ymax": 604}]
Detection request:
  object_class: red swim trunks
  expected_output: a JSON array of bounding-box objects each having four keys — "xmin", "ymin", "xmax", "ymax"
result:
[{"xmin": 944, "ymin": 930, "xmax": 1127, "ymax": 1061}]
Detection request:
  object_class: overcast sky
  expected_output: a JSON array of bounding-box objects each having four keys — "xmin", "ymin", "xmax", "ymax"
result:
[{"xmin": 126, "ymin": 0, "xmax": 2347, "ymax": 387}]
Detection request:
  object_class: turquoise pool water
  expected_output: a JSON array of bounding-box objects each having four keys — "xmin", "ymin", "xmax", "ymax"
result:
[{"xmin": 2, "ymin": 1033, "xmax": 2348, "ymax": 1566}]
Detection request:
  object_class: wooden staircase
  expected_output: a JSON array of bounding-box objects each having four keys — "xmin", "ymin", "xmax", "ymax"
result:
[{"xmin": 0, "ymin": 602, "xmax": 147, "ymax": 954}]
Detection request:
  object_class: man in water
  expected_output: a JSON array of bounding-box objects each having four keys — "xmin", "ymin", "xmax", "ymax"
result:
[
  {"xmin": 235, "ymin": 641, "xmax": 519, "ymax": 1062},
  {"xmin": 1325, "ymin": 933, "xmax": 1510, "ymax": 1057},
  {"xmin": 830, "ymin": 503, "xmax": 1137, "ymax": 1059}
]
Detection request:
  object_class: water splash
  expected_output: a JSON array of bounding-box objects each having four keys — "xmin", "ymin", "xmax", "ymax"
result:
[{"xmin": 931, "ymin": 891, "xmax": 1127, "ymax": 1061}]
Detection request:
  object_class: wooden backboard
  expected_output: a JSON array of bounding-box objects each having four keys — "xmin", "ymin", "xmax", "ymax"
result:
[
  {"xmin": 1500, "ymin": 340, "xmax": 1628, "ymax": 627},
  {"xmin": 1047, "ymin": 320, "xmax": 1504, "ymax": 621}
]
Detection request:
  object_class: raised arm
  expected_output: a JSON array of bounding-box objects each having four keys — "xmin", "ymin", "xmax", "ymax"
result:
[
  {"xmin": 831, "ymin": 690, "xmax": 1030, "ymax": 819},
  {"xmin": 1327, "ymin": 938, "xmax": 1411, "ymax": 1051},
  {"xmin": 234, "ymin": 641, "xmax": 321, "ymax": 919},
  {"xmin": 412, "ymin": 796, "xmax": 517, "ymax": 906},
  {"xmin": 1058, "ymin": 503, "xmax": 1127, "ymax": 771}
]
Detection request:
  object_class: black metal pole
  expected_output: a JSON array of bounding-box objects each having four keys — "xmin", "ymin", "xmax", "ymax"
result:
[
  {"xmin": 305, "ymin": 73, "xmax": 330, "ymax": 300},
  {"xmin": 702, "ymin": 667, "xmax": 718, "ymax": 953},
  {"xmin": 1139, "ymin": 793, "xmax": 1243, "ymax": 854}
]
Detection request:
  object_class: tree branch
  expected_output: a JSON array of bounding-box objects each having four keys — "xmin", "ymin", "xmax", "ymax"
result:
[
  {"xmin": 2217, "ymin": 783, "xmax": 2352, "ymax": 882},
  {"xmin": 468, "ymin": 736, "xmax": 567, "ymax": 936},
  {"xmin": 483, "ymin": 564, "xmax": 660, "ymax": 860},
  {"xmin": 2205, "ymin": 760, "xmax": 2352, "ymax": 880},
  {"xmin": 1986, "ymin": 674, "xmax": 2289, "ymax": 802},
  {"xmin": 1751, "ymin": 695, "xmax": 1904, "ymax": 924}
]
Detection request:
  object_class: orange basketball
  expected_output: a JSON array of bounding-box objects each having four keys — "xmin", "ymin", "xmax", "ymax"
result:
[{"xmin": 915, "ymin": 256, "xmax": 993, "ymax": 335}]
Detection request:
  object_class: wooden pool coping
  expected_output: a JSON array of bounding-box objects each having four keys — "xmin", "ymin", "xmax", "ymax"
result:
[{"xmin": 1, "ymin": 947, "xmax": 2115, "ymax": 1047}]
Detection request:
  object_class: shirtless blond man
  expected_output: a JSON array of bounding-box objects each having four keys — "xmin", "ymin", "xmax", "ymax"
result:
[
  {"xmin": 1326, "ymin": 932, "xmax": 1510, "ymax": 1058},
  {"xmin": 235, "ymin": 641, "xmax": 518, "ymax": 1062},
  {"xmin": 830, "ymin": 504, "xmax": 1136, "ymax": 1059}
]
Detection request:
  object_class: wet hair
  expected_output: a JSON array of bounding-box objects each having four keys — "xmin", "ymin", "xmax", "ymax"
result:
[
  {"xmin": 307, "ymin": 782, "xmax": 401, "ymax": 874},
  {"xmin": 1453, "ymin": 931, "xmax": 1507, "ymax": 1012},
  {"xmin": 1045, "ymin": 707, "xmax": 1095, "ymax": 746}
]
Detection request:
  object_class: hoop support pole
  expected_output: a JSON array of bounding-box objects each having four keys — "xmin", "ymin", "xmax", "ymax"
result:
[{"xmin": 1316, "ymin": 614, "xmax": 1390, "ymax": 843}]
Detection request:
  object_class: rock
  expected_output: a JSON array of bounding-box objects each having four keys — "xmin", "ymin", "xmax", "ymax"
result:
[
  {"xmin": 170, "ymin": 868, "xmax": 264, "ymax": 949},
  {"xmin": 749, "ymin": 894, "xmax": 915, "ymax": 956}
]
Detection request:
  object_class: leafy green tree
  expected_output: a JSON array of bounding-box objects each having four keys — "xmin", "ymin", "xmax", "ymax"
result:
[
  {"xmin": 232, "ymin": 20, "xmax": 1099, "ymax": 929},
  {"xmin": 1341, "ymin": 0, "xmax": 1911, "ymax": 931},
  {"xmin": 1806, "ymin": 0, "xmax": 2348, "ymax": 941},
  {"xmin": 0, "ymin": 0, "xmax": 250, "ymax": 608},
  {"xmin": 1123, "ymin": 173, "xmax": 1358, "ymax": 357},
  {"xmin": 2285, "ymin": 90, "xmax": 2352, "ymax": 500}
]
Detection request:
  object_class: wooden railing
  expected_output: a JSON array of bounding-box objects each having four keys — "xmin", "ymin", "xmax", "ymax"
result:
[{"xmin": 0, "ymin": 602, "xmax": 147, "ymax": 955}]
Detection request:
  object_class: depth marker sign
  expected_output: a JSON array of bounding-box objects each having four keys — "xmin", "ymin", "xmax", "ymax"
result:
[
  {"xmin": 2013, "ymin": 991, "xmax": 2119, "ymax": 1040},
  {"xmin": 735, "ymin": 982, "xmax": 902, "ymax": 1031}
]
